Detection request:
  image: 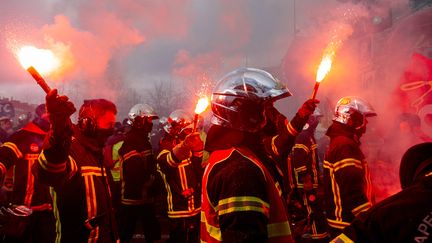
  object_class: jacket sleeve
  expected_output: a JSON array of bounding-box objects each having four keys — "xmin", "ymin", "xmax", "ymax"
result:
[
  {"xmin": 263, "ymin": 113, "xmax": 307, "ymax": 163},
  {"xmin": 0, "ymin": 141, "xmax": 22, "ymax": 182},
  {"xmin": 32, "ymin": 133, "xmax": 76, "ymax": 187}
]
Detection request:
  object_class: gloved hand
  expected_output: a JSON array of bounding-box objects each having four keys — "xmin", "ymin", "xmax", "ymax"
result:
[
  {"xmin": 297, "ymin": 99, "xmax": 319, "ymax": 120},
  {"xmin": 173, "ymin": 132, "xmax": 204, "ymax": 161},
  {"xmin": 183, "ymin": 132, "xmax": 204, "ymax": 152},
  {"xmin": 45, "ymin": 89, "xmax": 76, "ymax": 137}
]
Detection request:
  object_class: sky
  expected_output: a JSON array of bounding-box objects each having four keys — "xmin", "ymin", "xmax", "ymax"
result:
[
  {"xmin": 1, "ymin": 0, "xmax": 432, "ymax": 200},
  {"xmin": 0, "ymin": 0, "xmax": 320, "ymax": 104}
]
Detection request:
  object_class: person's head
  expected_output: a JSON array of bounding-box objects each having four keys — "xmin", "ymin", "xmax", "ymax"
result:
[
  {"xmin": 0, "ymin": 116, "xmax": 12, "ymax": 132},
  {"xmin": 128, "ymin": 103, "xmax": 159, "ymax": 133},
  {"xmin": 78, "ymin": 99, "xmax": 117, "ymax": 145},
  {"xmin": 33, "ymin": 104, "xmax": 50, "ymax": 132},
  {"xmin": 164, "ymin": 109, "xmax": 193, "ymax": 139},
  {"xmin": 399, "ymin": 142, "xmax": 432, "ymax": 189},
  {"xmin": 333, "ymin": 96, "xmax": 377, "ymax": 136},
  {"xmin": 211, "ymin": 67, "xmax": 291, "ymax": 133}
]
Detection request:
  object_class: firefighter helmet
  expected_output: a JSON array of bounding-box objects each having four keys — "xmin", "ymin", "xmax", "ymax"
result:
[
  {"xmin": 164, "ymin": 109, "xmax": 193, "ymax": 137},
  {"xmin": 128, "ymin": 104, "xmax": 158, "ymax": 121},
  {"xmin": 211, "ymin": 67, "xmax": 291, "ymax": 132},
  {"xmin": 333, "ymin": 96, "xmax": 377, "ymax": 130},
  {"xmin": 128, "ymin": 103, "xmax": 158, "ymax": 130}
]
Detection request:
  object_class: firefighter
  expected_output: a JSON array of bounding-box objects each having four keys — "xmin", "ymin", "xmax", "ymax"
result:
[
  {"xmin": 0, "ymin": 104, "xmax": 55, "ymax": 242},
  {"xmin": 323, "ymin": 96, "xmax": 377, "ymax": 238},
  {"xmin": 287, "ymin": 108, "xmax": 329, "ymax": 242},
  {"xmin": 331, "ymin": 142, "xmax": 432, "ymax": 242},
  {"xmin": 32, "ymin": 89, "xmax": 118, "ymax": 243},
  {"xmin": 156, "ymin": 109, "xmax": 204, "ymax": 243},
  {"xmin": 117, "ymin": 104, "xmax": 161, "ymax": 243},
  {"xmin": 201, "ymin": 67, "xmax": 318, "ymax": 242}
]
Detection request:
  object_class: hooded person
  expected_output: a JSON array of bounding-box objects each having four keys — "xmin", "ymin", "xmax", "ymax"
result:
[
  {"xmin": 331, "ymin": 142, "xmax": 432, "ymax": 243},
  {"xmin": 32, "ymin": 89, "xmax": 119, "ymax": 243}
]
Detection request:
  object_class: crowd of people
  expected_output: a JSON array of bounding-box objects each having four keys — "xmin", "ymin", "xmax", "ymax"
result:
[{"xmin": 0, "ymin": 67, "xmax": 431, "ymax": 242}]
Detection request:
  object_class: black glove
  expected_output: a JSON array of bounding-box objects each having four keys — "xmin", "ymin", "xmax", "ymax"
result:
[
  {"xmin": 45, "ymin": 89, "xmax": 76, "ymax": 139},
  {"xmin": 297, "ymin": 99, "xmax": 319, "ymax": 120}
]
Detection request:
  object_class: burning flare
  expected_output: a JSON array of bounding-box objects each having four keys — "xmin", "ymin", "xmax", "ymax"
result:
[
  {"xmin": 193, "ymin": 96, "xmax": 210, "ymax": 132},
  {"xmin": 17, "ymin": 46, "xmax": 60, "ymax": 75},
  {"xmin": 194, "ymin": 96, "xmax": 210, "ymax": 114},
  {"xmin": 311, "ymin": 42, "xmax": 338, "ymax": 99},
  {"xmin": 316, "ymin": 55, "xmax": 333, "ymax": 83}
]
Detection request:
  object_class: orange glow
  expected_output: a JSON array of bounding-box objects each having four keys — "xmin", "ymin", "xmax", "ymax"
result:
[
  {"xmin": 315, "ymin": 44, "xmax": 336, "ymax": 82},
  {"xmin": 194, "ymin": 96, "xmax": 210, "ymax": 114},
  {"xmin": 17, "ymin": 46, "xmax": 60, "ymax": 75}
]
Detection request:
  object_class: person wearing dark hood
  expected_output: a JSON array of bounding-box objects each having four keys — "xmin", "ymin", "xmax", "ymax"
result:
[
  {"xmin": 0, "ymin": 104, "xmax": 55, "ymax": 242},
  {"xmin": 287, "ymin": 108, "xmax": 329, "ymax": 242},
  {"xmin": 331, "ymin": 142, "xmax": 432, "ymax": 243},
  {"xmin": 323, "ymin": 96, "xmax": 377, "ymax": 238},
  {"xmin": 32, "ymin": 89, "xmax": 119, "ymax": 243},
  {"xmin": 117, "ymin": 103, "xmax": 161, "ymax": 243},
  {"xmin": 201, "ymin": 67, "xmax": 318, "ymax": 242}
]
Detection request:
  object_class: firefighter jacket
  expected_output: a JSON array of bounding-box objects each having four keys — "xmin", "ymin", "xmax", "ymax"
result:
[
  {"xmin": 33, "ymin": 126, "xmax": 117, "ymax": 243},
  {"xmin": 287, "ymin": 128, "xmax": 329, "ymax": 241},
  {"xmin": 201, "ymin": 125, "xmax": 298, "ymax": 242},
  {"xmin": 0, "ymin": 121, "xmax": 52, "ymax": 211},
  {"xmin": 118, "ymin": 129, "xmax": 156, "ymax": 205},
  {"xmin": 323, "ymin": 122, "xmax": 373, "ymax": 233},
  {"xmin": 201, "ymin": 146, "xmax": 294, "ymax": 242},
  {"xmin": 156, "ymin": 133, "xmax": 203, "ymax": 219},
  {"xmin": 331, "ymin": 173, "xmax": 432, "ymax": 243},
  {"xmin": 288, "ymin": 129, "xmax": 320, "ymax": 192}
]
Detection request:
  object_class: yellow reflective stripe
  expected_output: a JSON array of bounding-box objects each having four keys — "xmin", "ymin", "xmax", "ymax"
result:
[
  {"xmin": 271, "ymin": 135, "xmax": 279, "ymax": 156},
  {"xmin": 2, "ymin": 142, "xmax": 23, "ymax": 158},
  {"xmin": 311, "ymin": 232, "xmax": 329, "ymax": 239},
  {"xmin": 50, "ymin": 187, "xmax": 62, "ymax": 243},
  {"xmin": 352, "ymin": 202, "xmax": 372, "ymax": 216},
  {"xmin": 426, "ymin": 171, "xmax": 432, "ymax": 177},
  {"xmin": 142, "ymin": 149, "xmax": 152, "ymax": 157},
  {"xmin": 267, "ymin": 221, "xmax": 291, "ymax": 238},
  {"xmin": 311, "ymin": 144, "xmax": 318, "ymax": 150},
  {"xmin": 327, "ymin": 218, "xmax": 350, "ymax": 229},
  {"xmin": 293, "ymin": 143, "xmax": 309, "ymax": 153},
  {"xmin": 294, "ymin": 165, "xmax": 307, "ymax": 172},
  {"xmin": 38, "ymin": 152, "xmax": 67, "ymax": 173},
  {"xmin": 333, "ymin": 159, "xmax": 363, "ymax": 172},
  {"xmin": 81, "ymin": 166, "xmax": 102, "ymax": 176},
  {"xmin": 286, "ymin": 122, "xmax": 299, "ymax": 136},
  {"xmin": 330, "ymin": 233, "xmax": 354, "ymax": 243},
  {"xmin": 201, "ymin": 212, "xmax": 222, "ymax": 241},
  {"xmin": 157, "ymin": 164, "xmax": 174, "ymax": 212},
  {"xmin": 324, "ymin": 160, "xmax": 343, "ymax": 221},
  {"xmin": 121, "ymin": 198, "xmax": 145, "ymax": 205},
  {"xmin": 216, "ymin": 196, "xmax": 270, "ymax": 217},
  {"xmin": 168, "ymin": 207, "xmax": 201, "ymax": 218},
  {"xmin": 158, "ymin": 149, "xmax": 178, "ymax": 167},
  {"xmin": 0, "ymin": 162, "xmax": 6, "ymax": 177},
  {"xmin": 68, "ymin": 156, "xmax": 78, "ymax": 179},
  {"xmin": 123, "ymin": 150, "xmax": 140, "ymax": 161}
]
